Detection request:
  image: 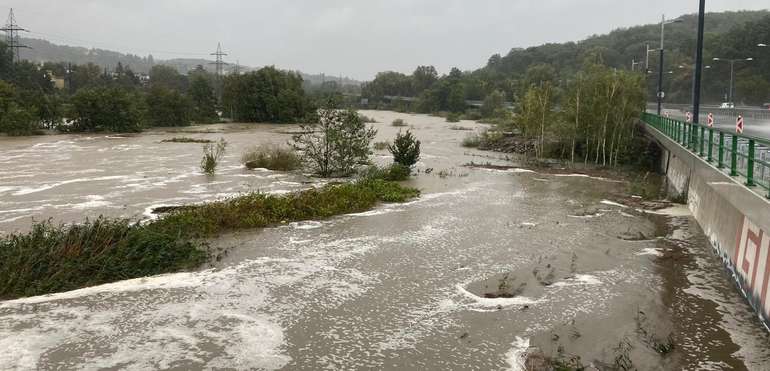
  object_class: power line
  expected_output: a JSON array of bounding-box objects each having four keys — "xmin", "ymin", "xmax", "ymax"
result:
[
  {"xmin": 0, "ymin": 8, "xmax": 29, "ymax": 63},
  {"xmin": 209, "ymin": 42, "xmax": 228, "ymax": 103}
]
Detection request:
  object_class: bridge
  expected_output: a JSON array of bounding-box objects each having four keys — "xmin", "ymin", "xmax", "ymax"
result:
[
  {"xmin": 649, "ymin": 103, "xmax": 770, "ymax": 139},
  {"xmin": 641, "ymin": 112, "xmax": 770, "ymax": 330}
]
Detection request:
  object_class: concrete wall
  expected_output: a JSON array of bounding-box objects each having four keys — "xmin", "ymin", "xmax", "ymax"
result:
[{"xmin": 647, "ymin": 125, "xmax": 770, "ymax": 331}]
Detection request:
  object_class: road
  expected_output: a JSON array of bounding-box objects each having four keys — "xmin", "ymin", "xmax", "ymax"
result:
[{"xmin": 652, "ymin": 107, "xmax": 770, "ymax": 141}]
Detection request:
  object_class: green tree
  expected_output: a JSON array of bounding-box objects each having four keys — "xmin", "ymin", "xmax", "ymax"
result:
[
  {"xmin": 481, "ymin": 90, "xmax": 506, "ymax": 118},
  {"xmin": 70, "ymin": 87, "xmax": 144, "ymax": 132},
  {"xmin": 222, "ymin": 66, "xmax": 308, "ymax": 123},
  {"xmin": 293, "ymin": 108, "xmax": 377, "ymax": 177},
  {"xmin": 149, "ymin": 65, "xmax": 187, "ymax": 92},
  {"xmin": 189, "ymin": 74, "xmax": 218, "ymax": 123},
  {"xmin": 388, "ymin": 130, "xmax": 421, "ymax": 167},
  {"xmin": 146, "ymin": 86, "xmax": 191, "ymax": 127}
]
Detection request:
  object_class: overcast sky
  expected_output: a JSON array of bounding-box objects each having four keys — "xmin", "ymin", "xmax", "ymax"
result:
[{"xmin": 1, "ymin": 0, "xmax": 768, "ymax": 80}]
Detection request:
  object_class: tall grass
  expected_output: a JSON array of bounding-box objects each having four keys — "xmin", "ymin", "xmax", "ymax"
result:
[
  {"xmin": 201, "ymin": 138, "xmax": 227, "ymax": 174},
  {"xmin": 0, "ymin": 180, "xmax": 419, "ymax": 300},
  {"xmin": 241, "ymin": 145, "xmax": 302, "ymax": 171}
]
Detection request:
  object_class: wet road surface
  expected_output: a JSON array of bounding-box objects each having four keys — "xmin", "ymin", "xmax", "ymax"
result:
[{"xmin": 1, "ymin": 111, "xmax": 769, "ymax": 370}]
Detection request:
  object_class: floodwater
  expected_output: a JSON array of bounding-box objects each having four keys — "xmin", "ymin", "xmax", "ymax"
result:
[{"xmin": 1, "ymin": 111, "xmax": 769, "ymax": 370}]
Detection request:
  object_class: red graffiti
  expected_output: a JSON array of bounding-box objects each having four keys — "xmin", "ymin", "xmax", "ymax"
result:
[{"xmin": 734, "ymin": 218, "xmax": 770, "ymax": 317}]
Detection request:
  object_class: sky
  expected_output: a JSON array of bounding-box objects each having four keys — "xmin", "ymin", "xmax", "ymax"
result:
[{"xmin": 0, "ymin": 0, "xmax": 767, "ymax": 80}]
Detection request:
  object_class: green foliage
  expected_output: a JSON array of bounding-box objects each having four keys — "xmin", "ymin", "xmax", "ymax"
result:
[
  {"xmin": 0, "ymin": 102, "xmax": 40, "ymax": 136},
  {"xmin": 360, "ymin": 163, "xmax": 411, "ymax": 181},
  {"xmin": 373, "ymin": 141, "xmax": 390, "ymax": 150},
  {"xmin": 293, "ymin": 108, "xmax": 377, "ymax": 177},
  {"xmin": 481, "ymin": 90, "xmax": 506, "ymax": 118},
  {"xmin": 388, "ymin": 130, "xmax": 421, "ymax": 167},
  {"xmin": 201, "ymin": 138, "xmax": 227, "ymax": 174},
  {"xmin": 222, "ymin": 66, "xmax": 309, "ymax": 123},
  {"xmin": 149, "ymin": 65, "xmax": 187, "ymax": 92},
  {"xmin": 462, "ymin": 134, "xmax": 482, "ymax": 148},
  {"xmin": 146, "ymin": 86, "xmax": 192, "ymax": 127},
  {"xmin": 189, "ymin": 74, "xmax": 218, "ymax": 123},
  {"xmin": 241, "ymin": 144, "xmax": 302, "ymax": 171},
  {"xmin": 446, "ymin": 112, "xmax": 461, "ymax": 123},
  {"xmin": 70, "ymin": 87, "xmax": 145, "ymax": 132},
  {"xmin": 392, "ymin": 118, "xmax": 408, "ymax": 127},
  {"xmin": 0, "ymin": 180, "xmax": 419, "ymax": 300}
]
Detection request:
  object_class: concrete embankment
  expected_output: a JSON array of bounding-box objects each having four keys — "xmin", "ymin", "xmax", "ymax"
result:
[{"xmin": 647, "ymin": 124, "xmax": 770, "ymax": 330}]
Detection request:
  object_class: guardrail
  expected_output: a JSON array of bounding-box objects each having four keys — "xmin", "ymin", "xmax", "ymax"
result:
[{"xmin": 642, "ymin": 112, "xmax": 770, "ymax": 199}]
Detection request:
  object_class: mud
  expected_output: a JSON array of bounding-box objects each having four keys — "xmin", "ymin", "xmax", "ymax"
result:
[{"xmin": 1, "ymin": 111, "xmax": 769, "ymax": 370}]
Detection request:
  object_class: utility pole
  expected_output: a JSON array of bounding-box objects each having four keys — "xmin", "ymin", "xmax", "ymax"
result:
[
  {"xmin": 0, "ymin": 8, "xmax": 30, "ymax": 65},
  {"xmin": 209, "ymin": 43, "xmax": 228, "ymax": 103},
  {"xmin": 692, "ymin": 0, "xmax": 706, "ymax": 125}
]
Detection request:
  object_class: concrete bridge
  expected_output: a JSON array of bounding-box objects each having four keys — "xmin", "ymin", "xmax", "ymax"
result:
[{"xmin": 642, "ymin": 113, "xmax": 770, "ymax": 331}]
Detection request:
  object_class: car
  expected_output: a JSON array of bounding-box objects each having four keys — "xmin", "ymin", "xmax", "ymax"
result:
[{"xmin": 720, "ymin": 102, "xmax": 735, "ymax": 109}]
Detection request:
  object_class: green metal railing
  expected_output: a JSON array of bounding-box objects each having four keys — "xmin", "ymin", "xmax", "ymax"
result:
[{"xmin": 642, "ymin": 112, "xmax": 770, "ymax": 199}]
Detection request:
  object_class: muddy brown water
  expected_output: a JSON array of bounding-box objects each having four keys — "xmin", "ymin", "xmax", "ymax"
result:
[{"xmin": 1, "ymin": 111, "xmax": 769, "ymax": 370}]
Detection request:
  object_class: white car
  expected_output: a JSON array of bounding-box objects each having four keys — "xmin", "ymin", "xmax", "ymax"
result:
[{"xmin": 720, "ymin": 102, "xmax": 735, "ymax": 109}]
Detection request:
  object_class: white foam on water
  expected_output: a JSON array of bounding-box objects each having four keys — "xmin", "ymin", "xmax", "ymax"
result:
[
  {"xmin": 520, "ymin": 222, "xmax": 538, "ymax": 227},
  {"xmin": 455, "ymin": 284, "xmax": 539, "ymax": 309},
  {"xmin": 567, "ymin": 212, "xmax": 605, "ymax": 219},
  {"xmin": 12, "ymin": 176, "xmax": 131, "ymax": 196},
  {"xmin": 70, "ymin": 195, "xmax": 112, "ymax": 210},
  {"xmin": 346, "ymin": 207, "xmax": 401, "ymax": 217},
  {"xmin": 553, "ymin": 173, "xmax": 624, "ymax": 183},
  {"xmin": 550, "ymin": 274, "xmax": 603, "ymax": 287},
  {"xmin": 600, "ymin": 200, "xmax": 628, "ymax": 208},
  {"xmin": 290, "ymin": 221, "xmax": 323, "ymax": 230},
  {"xmin": 643, "ymin": 205, "xmax": 691, "ymax": 217},
  {"xmin": 637, "ymin": 248, "xmax": 664, "ymax": 257},
  {"xmin": 505, "ymin": 337, "xmax": 531, "ymax": 371}
]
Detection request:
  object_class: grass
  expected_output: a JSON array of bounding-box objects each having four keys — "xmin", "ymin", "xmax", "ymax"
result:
[
  {"xmin": 392, "ymin": 119, "xmax": 408, "ymax": 127},
  {"xmin": 201, "ymin": 138, "xmax": 227, "ymax": 174},
  {"xmin": 241, "ymin": 144, "xmax": 302, "ymax": 171},
  {"xmin": 462, "ymin": 134, "xmax": 482, "ymax": 148},
  {"xmin": 373, "ymin": 141, "xmax": 391, "ymax": 151},
  {"xmin": 0, "ymin": 179, "xmax": 420, "ymax": 300},
  {"xmin": 161, "ymin": 137, "xmax": 213, "ymax": 144},
  {"xmin": 359, "ymin": 164, "xmax": 411, "ymax": 182},
  {"xmin": 449, "ymin": 125, "xmax": 473, "ymax": 131}
]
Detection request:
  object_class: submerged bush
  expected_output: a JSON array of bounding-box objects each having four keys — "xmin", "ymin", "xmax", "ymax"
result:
[
  {"xmin": 241, "ymin": 144, "xmax": 302, "ymax": 171},
  {"xmin": 462, "ymin": 133, "xmax": 481, "ymax": 148},
  {"xmin": 446, "ymin": 112, "xmax": 461, "ymax": 123},
  {"xmin": 392, "ymin": 118, "xmax": 408, "ymax": 127},
  {"xmin": 360, "ymin": 163, "xmax": 411, "ymax": 182},
  {"xmin": 0, "ymin": 180, "xmax": 419, "ymax": 300},
  {"xmin": 388, "ymin": 130, "xmax": 421, "ymax": 167},
  {"xmin": 373, "ymin": 141, "xmax": 390, "ymax": 151},
  {"xmin": 201, "ymin": 138, "xmax": 227, "ymax": 174}
]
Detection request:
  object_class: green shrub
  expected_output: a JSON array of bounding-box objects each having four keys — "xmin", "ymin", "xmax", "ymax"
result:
[
  {"xmin": 360, "ymin": 163, "xmax": 411, "ymax": 181},
  {"xmin": 446, "ymin": 112, "xmax": 461, "ymax": 123},
  {"xmin": 392, "ymin": 118, "xmax": 408, "ymax": 127},
  {"xmin": 241, "ymin": 144, "xmax": 302, "ymax": 171},
  {"xmin": 0, "ymin": 180, "xmax": 419, "ymax": 300},
  {"xmin": 462, "ymin": 133, "xmax": 481, "ymax": 148},
  {"xmin": 373, "ymin": 141, "xmax": 390, "ymax": 151},
  {"xmin": 358, "ymin": 114, "xmax": 377, "ymax": 123},
  {"xmin": 201, "ymin": 138, "xmax": 227, "ymax": 174},
  {"xmin": 0, "ymin": 103, "xmax": 41, "ymax": 136},
  {"xmin": 388, "ymin": 130, "xmax": 421, "ymax": 167}
]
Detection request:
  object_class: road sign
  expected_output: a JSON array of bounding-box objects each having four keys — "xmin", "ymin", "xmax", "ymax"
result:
[
  {"xmin": 707, "ymin": 113, "xmax": 714, "ymax": 127},
  {"xmin": 685, "ymin": 112, "xmax": 693, "ymax": 123},
  {"xmin": 664, "ymin": 111, "xmax": 671, "ymax": 118},
  {"xmin": 736, "ymin": 115, "xmax": 744, "ymax": 134}
]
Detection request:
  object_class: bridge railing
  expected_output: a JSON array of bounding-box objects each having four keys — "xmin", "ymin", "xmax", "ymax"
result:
[{"xmin": 642, "ymin": 112, "xmax": 770, "ymax": 199}]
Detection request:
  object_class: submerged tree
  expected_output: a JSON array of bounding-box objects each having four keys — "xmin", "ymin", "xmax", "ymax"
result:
[
  {"xmin": 293, "ymin": 109, "xmax": 377, "ymax": 177},
  {"xmin": 388, "ymin": 130, "xmax": 421, "ymax": 168}
]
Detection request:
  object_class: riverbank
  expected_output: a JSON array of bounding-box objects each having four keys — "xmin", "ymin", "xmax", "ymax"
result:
[{"xmin": 0, "ymin": 179, "xmax": 419, "ymax": 300}]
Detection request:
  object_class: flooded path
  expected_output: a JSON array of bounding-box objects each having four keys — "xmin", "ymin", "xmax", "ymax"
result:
[{"xmin": 1, "ymin": 111, "xmax": 769, "ymax": 370}]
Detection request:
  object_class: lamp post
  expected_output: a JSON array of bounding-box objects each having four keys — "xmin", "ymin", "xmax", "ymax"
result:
[
  {"xmin": 712, "ymin": 57, "xmax": 753, "ymax": 105},
  {"xmin": 656, "ymin": 15, "xmax": 683, "ymax": 115}
]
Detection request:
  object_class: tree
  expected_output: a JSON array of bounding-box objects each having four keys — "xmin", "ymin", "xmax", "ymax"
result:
[
  {"xmin": 222, "ymin": 66, "xmax": 309, "ymax": 123},
  {"xmin": 481, "ymin": 90, "xmax": 506, "ymax": 118},
  {"xmin": 388, "ymin": 130, "xmax": 421, "ymax": 167},
  {"xmin": 0, "ymin": 102, "xmax": 38, "ymax": 136},
  {"xmin": 188, "ymin": 74, "xmax": 218, "ymax": 123},
  {"xmin": 70, "ymin": 87, "xmax": 144, "ymax": 132},
  {"xmin": 412, "ymin": 65, "xmax": 438, "ymax": 93},
  {"xmin": 149, "ymin": 65, "xmax": 187, "ymax": 92},
  {"xmin": 146, "ymin": 86, "xmax": 191, "ymax": 127},
  {"xmin": 293, "ymin": 109, "xmax": 377, "ymax": 177}
]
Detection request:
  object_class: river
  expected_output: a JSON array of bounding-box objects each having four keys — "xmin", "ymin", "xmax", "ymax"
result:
[{"xmin": 1, "ymin": 111, "xmax": 769, "ymax": 370}]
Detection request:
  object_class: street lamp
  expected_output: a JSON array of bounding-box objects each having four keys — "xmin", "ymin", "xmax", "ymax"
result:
[
  {"xmin": 656, "ymin": 15, "xmax": 683, "ymax": 115},
  {"xmin": 712, "ymin": 57, "xmax": 753, "ymax": 105}
]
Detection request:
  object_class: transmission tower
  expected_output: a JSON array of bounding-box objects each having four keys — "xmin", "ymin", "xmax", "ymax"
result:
[
  {"xmin": 209, "ymin": 43, "xmax": 228, "ymax": 103},
  {"xmin": 0, "ymin": 8, "xmax": 29, "ymax": 64}
]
